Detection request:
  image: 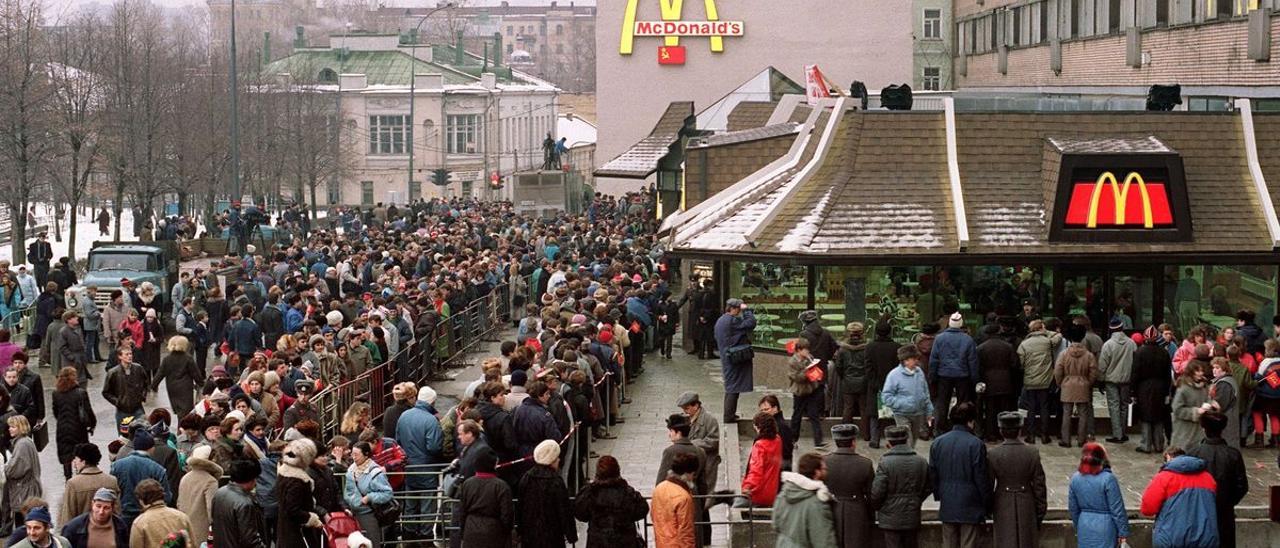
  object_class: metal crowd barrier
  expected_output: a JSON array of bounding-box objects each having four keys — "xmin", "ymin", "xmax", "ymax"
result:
[{"xmin": 313, "ymin": 280, "xmax": 513, "ymax": 441}]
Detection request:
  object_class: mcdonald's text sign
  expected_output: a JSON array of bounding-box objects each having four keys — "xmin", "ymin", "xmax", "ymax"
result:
[
  {"xmin": 1049, "ymin": 154, "xmax": 1191, "ymax": 243},
  {"xmin": 620, "ymin": 0, "xmax": 744, "ymax": 63}
]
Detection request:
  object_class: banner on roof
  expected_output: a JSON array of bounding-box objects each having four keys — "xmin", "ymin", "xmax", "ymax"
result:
[{"xmin": 805, "ymin": 64, "xmax": 833, "ymax": 106}]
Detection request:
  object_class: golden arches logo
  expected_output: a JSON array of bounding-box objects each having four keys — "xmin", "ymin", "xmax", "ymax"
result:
[
  {"xmin": 620, "ymin": 0, "xmax": 728, "ymax": 55},
  {"xmin": 1085, "ymin": 171, "xmax": 1156, "ymax": 228}
]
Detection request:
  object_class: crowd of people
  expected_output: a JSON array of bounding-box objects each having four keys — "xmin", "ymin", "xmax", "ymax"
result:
[
  {"xmin": 0, "ymin": 192, "xmax": 701, "ymax": 548},
  {"xmin": 703, "ymin": 298, "xmax": 1267, "ymax": 548}
]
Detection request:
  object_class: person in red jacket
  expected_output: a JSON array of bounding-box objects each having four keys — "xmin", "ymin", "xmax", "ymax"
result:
[
  {"xmin": 1140, "ymin": 447, "xmax": 1220, "ymax": 548},
  {"xmin": 738, "ymin": 412, "xmax": 783, "ymax": 507}
]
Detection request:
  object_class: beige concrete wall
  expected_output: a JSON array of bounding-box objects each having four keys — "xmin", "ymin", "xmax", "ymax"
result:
[{"xmin": 595, "ymin": 0, "xmax": 914, "ymax": 195}]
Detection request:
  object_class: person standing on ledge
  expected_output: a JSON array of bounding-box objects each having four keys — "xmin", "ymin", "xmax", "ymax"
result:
[{"xmin": 715, "ymin": 298, "xmax": 756, "ymax": 424}]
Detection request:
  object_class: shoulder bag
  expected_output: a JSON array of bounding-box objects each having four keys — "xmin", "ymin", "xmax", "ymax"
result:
[{"xmin": 361, "ymin": 468, "xmax": 402, "ymax": 527}]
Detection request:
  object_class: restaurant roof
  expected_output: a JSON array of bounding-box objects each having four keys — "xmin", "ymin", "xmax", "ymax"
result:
[
  {"xmin": 595, "ymin": 102, "xmax": 694, "ymax": 179},
  {"xmin": 663, "ymin": 108, "xmax": 1280, "ymax": 260}
]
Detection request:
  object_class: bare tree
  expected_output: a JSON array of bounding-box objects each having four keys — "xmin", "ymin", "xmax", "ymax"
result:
[
  {"xmin": 47, "ymin": 11, "xmax": 103, "ymax": 259},
  {"xmin": 0, "ymin": 0, "xmax": 54, "ymax": 264},
  {"xmin": 276, "ymin": 67, "xmax": 355, "ymax": 219}
]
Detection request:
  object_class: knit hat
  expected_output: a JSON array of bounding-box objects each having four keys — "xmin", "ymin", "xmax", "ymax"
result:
[
  {"xmin": 132, "ymin": 430, "xmax": 155, "ymax": 451},
  {"xmin": 309, "ymin": 334, "xmax": 327, "ymax": 347},
  {"xmin": 24, "ymin": 507, "xmax": 51, "ymax": 525},
  {"xmin": 948, "ymin": 312, "xmax": 963, "ymax": 329},
  {"xmin": 1143, "ymin": 325, "xmax": 1159, "ymax": 342},
  {"xmin": 282, "ymin": 438, "xmax": 318, "ymax": 468},
  {"xmin": 533, "ymin": 439, "xmax": 560, "ymax": 465},
  {"xmin": 226, "ymin": 410, "xmax": 247, "ymax": 425},
  {"xmin": 510, "ymin": 369, "xmax": 528, "ymax": 387},
  {"xmin": 326, "ymin": 310, "xmax": 344, "ymax": 327},
  {"xmin": 845, "ymin": 322, "xmax": 865, "ymax": 338},
  {"xmin": 417, "ymin": 386, "xmax": 437, "ymax": 404},
  {"xmin": 597, "ymin": 330, "xmax": 613, "ymax": 344},
  {"xmin": 211, "ymin": 365, "xmax": 228, "ymax": 377},
  {"xmin": 571, "ymin": 313, "xmax": 587, "ymax": 326},
  {"xmin": 92, "ymin": 488, "xmax": 118, "ymax": 503},
  {"xmin": 1131, "ymin": 332, "xmax": 1146, "ymax": 345},
  {"xmin": 145, "ymin": 308, "xmax": 157, "ymax": 319}
]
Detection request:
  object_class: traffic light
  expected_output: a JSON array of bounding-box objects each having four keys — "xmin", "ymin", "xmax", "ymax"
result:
[{"xmin": 430, "ymin": 168, "xmax": 450, "ymax": 186}]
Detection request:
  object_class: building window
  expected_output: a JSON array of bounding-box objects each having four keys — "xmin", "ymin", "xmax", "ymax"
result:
[
  {"xmin": 1070, "ymin": 0, "xmax": 1080, "ymax": 37},
  {"xmin": 446, "ymin": 114, "xmax": 481, "ymax": 154},
  {"xmin": 556, "ymin": 24, "xmax": 563, "ymax": 35},
  {"xmin": 922, "ymin": 67, "xmax": 941, "ymax": 90},
  {"xmin": 1109, "ymin": 0, "xmax": 1121, "ymax": 32},
  {"xmin": 923, "ymin": 9, "xmax": 942, "ymax": 39},
  {"xmin": 361, "ymin": 181, "xmax": 374, "ymax": 206},
  {"xmin": 1013, "ymin": 7, "xmax": 1023, "ymax": 45},
  {"xmin": 326, "ymin": 181, "xmax": 340, "ymax": 205},
  {"xmin": 1039, "ymin": 3, "xmax": 1049, "ymax": 42},
  {"xmin": 729, "ymin": 261, "xmax": 810, "ymax": 350},
  {"xmin": 506, "ymin": 26, "xmax": 513, "ymax": 36},
  {"xmin": 1188, "ymin": 96, "xmax": 1231, "ymax": 111},
  {"xmin": 1162, "ymin": 265, "xmax": 1277, "ymax": 336},
  {"xmin": 368, "ymin": 115, "xmax": 411, "ymax": 155}
]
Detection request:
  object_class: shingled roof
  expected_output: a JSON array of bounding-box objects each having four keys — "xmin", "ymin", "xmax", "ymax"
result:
[
  {"xmin": 665, "ymin": 108, "xmax": 1280, "ymax": 260},
  {"xmin": 595, "ymin": 102, "xmax": 694, "ymax": 179}
]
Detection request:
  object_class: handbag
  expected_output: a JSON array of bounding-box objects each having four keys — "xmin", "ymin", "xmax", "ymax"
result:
[
  {"xmin": 33, "ymin": 420, "xmax": 48, "ymax": 452},
  {"xmin": 441, "ymin": 472, "xmax": 462, "ymax": 499},
  {"xmin": 726, "ymin": 344, "xmax": 754, "ymax": 366},
  {"xmin": 363, "ymin": 469, "xmax": 402, "ymax": 527}
]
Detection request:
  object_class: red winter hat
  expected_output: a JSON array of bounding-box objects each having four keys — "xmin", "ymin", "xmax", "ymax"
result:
[{"xmin": 598, "ymin": 330, "xmax": 613, "ymax": 344}]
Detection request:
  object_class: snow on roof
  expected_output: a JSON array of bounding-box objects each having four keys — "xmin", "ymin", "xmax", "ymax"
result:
[{"xmin": 557, "ymin": 114, "xmax": 596, "ymax": 148}]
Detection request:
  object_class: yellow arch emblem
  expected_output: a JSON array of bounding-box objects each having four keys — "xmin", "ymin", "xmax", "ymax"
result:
[
  {"xmin": 620, "ymin": 0, "xmax": 724, "ymax": 54},
  {"xmin": 1085, "ymin": 171, "xmax": 1155, "ymax": 228}
]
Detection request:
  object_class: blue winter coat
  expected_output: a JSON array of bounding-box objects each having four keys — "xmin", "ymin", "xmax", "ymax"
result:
[
  {"xmin": 626, "ymin": 298, "xmax": 652, "ymax": 328},
  {"xmin": 881, "ymin": 365, "xmax": 934, "ymax": 417},
  {"xmin": 715, "ymin": 309, "xmax": 757, "ymax": 394},
  {"xmin": 929, "ymin": 327, "xmax": 979, "ymax": 382},
  {"xmin": 396, "ymin": 401, "xmax": 444, "ymax": 466},
  {"xmin": 928, "ymin": 426, "xmax": 991, "ymax": 524},
  {"xmin": 110, "ymin": 451, "xmax": 171, "ymax": 522},
  {"xmin": 512, "ymin": 398, "xmax": 562, "ymax": 458},
  {"xmin": 1068, "ymin": 469, "xmax": 1130, "ymax": 548},
  {"xmin": 228, "ymin": 318, "xmax": 263, "ymax": 355}
]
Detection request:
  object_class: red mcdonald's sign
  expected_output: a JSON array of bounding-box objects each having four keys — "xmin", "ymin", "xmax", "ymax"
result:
[{"xmin": 1063, "ymin": 171, "xmax": 1174, "ymax": 229}]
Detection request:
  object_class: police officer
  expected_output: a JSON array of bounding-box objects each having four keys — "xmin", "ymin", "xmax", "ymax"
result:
[
  {"xmin": 824, "ymin": 424, "xmax": 875, "ymax": 548},
  {"xmin": 987, "ymin": 412, "xmax": 1048, "ymax": 548}
]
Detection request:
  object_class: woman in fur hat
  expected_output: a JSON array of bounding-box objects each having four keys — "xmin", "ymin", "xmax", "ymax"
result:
[{"xmin": 276, "ymin": 438, "xmax": 323, "ymax": 548}]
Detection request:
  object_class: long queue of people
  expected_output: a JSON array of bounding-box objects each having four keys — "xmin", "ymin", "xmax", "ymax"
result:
[
  {"xmin": 708, "ymin": 301, "xmax": 1268, "ymax": 548},
  {"xmin": 0, "ymin": 193, "xmax": 693, "ymax": 548}
]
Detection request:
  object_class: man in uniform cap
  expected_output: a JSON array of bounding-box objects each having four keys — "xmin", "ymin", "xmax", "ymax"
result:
[
  {"xmin": 283, "ymin": 379, "xmax": 320, "ymax": 433},
  {"xmin": 714, "ymin": 298, "xmax": 756, "ymax": 424},
  {"xmin": 655, "ymin": 414, "xmax": 707, "ymax": 494},
  {"xmin": 987, "ymin": 411, "xmax": 1047, "ymax": 548},
  {"xmin": 825, "ymin": 424, "xmax": 875, "ymax": 548}
]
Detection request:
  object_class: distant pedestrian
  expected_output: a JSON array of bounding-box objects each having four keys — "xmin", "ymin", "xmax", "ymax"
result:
[
  {"xmin": 870, "ymin": 426, "xmax": 931, "ymax": 548},
  {"xmin": 880, "ymin": 345, "xmax": 933, "ymax": 449},
  {"xmin": 128, "ymin": 478, "xmax": 193, "ymax": 548},
  {"xmin": 772, "ymin": 452, "xmax": 838, "ymax": 548},
  {"xmin": 786, "ymin": 338, "xmax": 824, "ymax": 446},
  {"xmin": 97, "ymin": 208, "xmax": 111, "ymax": 237},
  {"xmin": 1054, "ymin": 324, "xmax": 1097, "ymax": 448},
  {"xmin": 1171, "ymin": 361, "xmax": 1211, "ymax": 451},
  {"xmin": 1098, "ymin": 317, "xmax": 1136, "ymax": 443},
  {"xmin": 929, "ymin": 312, "xmax": 978, "ymax": 433},
  {"xmin": 715, "ymin": 298, "xmax": 756, "ymax": 423},
  {"xmin": 1208, "ymin": 357, "xmax": 1241, "ymax": 449},
  {"xmin": 1133, "ymin": 325, "xmax": 1174, "ymax": 454},
  {"xmin": 738, "ymin": 412, "xmax": 782, "ymax": 508},
  {"xmin": 4, "ymin": 416, "xmax": 41, "ymax": 529},
  {"xmin": 987, "ymin": 412, "xmax": 1047, "ymax": 548},
  {"xmin": 1067, "ymin": 443, "xmax": 1129, "ymax": 548},
  {"xmin": 928, "ymin": 402, "xmax": 989, "ymax": 548},
  {"xmin": 1017, "ymin": 320, "xmax": 1062, "ymax": 444},
  {"xmin": 51, "ymin": 367, "xmax": 94, "ymax": 480},
  {"xmin": 1139, "ymin": 448, "xmax": 1219, "ymax": 548},
  {"xmin": 824, "ymin": 424, "xmax": 874, "ymax": 548}
]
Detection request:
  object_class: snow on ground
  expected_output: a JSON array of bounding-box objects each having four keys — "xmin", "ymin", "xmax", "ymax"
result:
[{"xmin": 0, "ymin": 208, "xmax": 138, "ymax": 267}]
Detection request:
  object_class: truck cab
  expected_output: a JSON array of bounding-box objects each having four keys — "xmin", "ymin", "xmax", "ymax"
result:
[{"xmin": 67, "ymin": 242, "xmax": 179, "ymax": 313}]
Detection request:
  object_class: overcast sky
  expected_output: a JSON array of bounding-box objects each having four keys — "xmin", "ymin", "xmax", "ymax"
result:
[{"xmin": 47, "ymin": 0, "xmax": 595, "ymax": 10}]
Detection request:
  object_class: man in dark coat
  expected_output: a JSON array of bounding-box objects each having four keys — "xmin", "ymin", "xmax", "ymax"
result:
[
  {"xmin": 715, "ymin": 298, "xmax": 756, "ymax": 423},
  {"xmin": 987, "ymin": 412, "xmax": 1047, "ymax": 548},
  {"xmin": 510, "ymin": 381, "xmax": 562, "ymax": 481},
  {"xmin": 824, "ymin": 424, "xmax": 874, "ymax": 548},
  {"xmin": 97, "ymin": 208, "xmax": 111, "ymax": 237},
  {"xmin": 655, "ymin": 414, "xmax": 707, "ymax": 493},
  {"xmin": 694, "ymin": 280, "xmax": 720, "ymax": 359},
  {"xmin": 30, "ymin": 282, "xmax": 63, "ymax": 351},
  {"xmin": 212, "ymin": 459, "xmax": 267, "ymax": 548},
  {"xmin": 870, "ymin": 426, "xmax": 931, "ymax": 548},
  {"xmin": 928, "ymin": 402, "xmax": 990, "ymax": 548},
  {"xmin": 1186, "ymin": 412, "xmax": 1248, "ymax": 548},
  {"xmin": 27, "ymin": 233, "xmax": 52, "ymax": 288},
  {"xmin": 977, "ymin": 324, "xmax": 1019, "ymax": 442},
  {"xmin": 864, "ymin": 320, "xmax": 900, "ymax": 446},
  {"xmin": 798, "ymin": 309, "xmax": 839, "ymax": 409},
  {"xmin": 451, "ymin": 451, "xmax": 514, "ymax": 548},
  {"xmin": 1133, "ymin": 328, "xmax": 1174, "ymax": 454}
]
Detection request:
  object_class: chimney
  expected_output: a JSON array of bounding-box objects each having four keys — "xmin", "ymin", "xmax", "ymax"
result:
[
  {"xmin": 339, "ymin": 73, "xmax": 367, "ymax": 89},
  {"xmin": 262, "ymin": 32, "xmax": 271, "ymax": 64},
  {"xmin": 415, "ymin": 73, "xmax": 444, "ymax": 90},
  {"xmin": 481, "ymin": 72, "xmax": 497, "ymax": 89},
  {"xmin": 455, "ymin": 30, "xmax": 465, "ymax": 65},
  {"xmin": 492, "ymin": 32, "xmax": 502, "ymax": 68},
  {"xmin": 294, "ymin": 26, "xmax": 305, "ymax": 48}
]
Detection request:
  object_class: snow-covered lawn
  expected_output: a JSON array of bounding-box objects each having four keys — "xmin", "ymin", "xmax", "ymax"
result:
[{"xmin": 0, "ymin": 208, "xmax": 138, "ymax": 267}]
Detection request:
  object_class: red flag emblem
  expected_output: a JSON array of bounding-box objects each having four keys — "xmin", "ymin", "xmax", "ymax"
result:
[{"xmin": 658, "ymin": 45, "xmax": 686, "ymax": 65}]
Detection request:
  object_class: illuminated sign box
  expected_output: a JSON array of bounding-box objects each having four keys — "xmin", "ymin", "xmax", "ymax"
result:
[{"xmin": 1049, "ymin": 151, "xmax": 1192, "ymax": 243}]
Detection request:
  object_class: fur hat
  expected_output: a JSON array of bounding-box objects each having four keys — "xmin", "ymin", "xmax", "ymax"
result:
[
  {"xmin": 533, "ymin": 439, "xmax": 561, "ymax": 466},
  {"xmin": 282, "ymin": 438, "xmax": 318, "ymax": 468},
  {"xmin": 263, "ymin": 371, "xmax": 280, "ymax": 391},
  {"xmin": 247, "ymin": 371, "xmax": 265, "ymax": 386}
]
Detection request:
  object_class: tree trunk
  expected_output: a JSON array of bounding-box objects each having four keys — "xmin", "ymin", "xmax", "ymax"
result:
[
  {"xmin": 67, "ymin": 204, "xmax": 79, "ymax": 262},
  {"xmin": 309, "ymin": 178, "xmax": 318, "ymax": 220},
  {"xmin": 113, "ymin": 185, "xmax": 123, "ymax": 241},
  {"xmin": 11, "ymin": 204, "xmax": 25, "ymax": 265}
]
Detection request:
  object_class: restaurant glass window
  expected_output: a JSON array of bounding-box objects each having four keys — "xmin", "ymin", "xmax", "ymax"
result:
[
  {"xmin": 730, "ymin": 261, "xmax": 809, "ymax": 350},
  {"xmin": 1163, "ymin": 265, "xmax": 1277, "ymax": 337},
  {"xmin": 815, "ymin": 266, "xmax": 936, "ymax": 342},
  {"xmin": 941, "ymin": 265, "xmax": 1054, "ymax": 333}
]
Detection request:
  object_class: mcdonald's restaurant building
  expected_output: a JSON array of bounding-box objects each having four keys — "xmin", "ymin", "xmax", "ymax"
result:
[{"xmin": 657, "ymin": 97, "xmax": 1280, "ymax": 354}]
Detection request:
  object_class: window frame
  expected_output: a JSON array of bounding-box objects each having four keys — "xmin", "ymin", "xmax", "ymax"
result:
[
  {"xmin": 923, "ymin": 8, "xmax": 942, "ymax": 39},
  {"xmin": 922, "ymin": 67, "xmax": 941, "ymax": 91},
  {"xmin": 446, "ymin": 113, "xmax": 482, "ymax": 155},
  {"xmin": 367, "ymin": 115, "xmax": 411, "ymax": 155}
]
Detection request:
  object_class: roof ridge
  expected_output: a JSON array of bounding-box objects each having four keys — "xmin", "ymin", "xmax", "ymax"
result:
[{"xmin": 782, "ymin": 112, "xmax": 864, "ymax": 253}]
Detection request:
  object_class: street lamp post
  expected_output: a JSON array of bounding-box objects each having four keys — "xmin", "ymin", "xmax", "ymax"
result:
[
  {"xmin": 408, "ymin": 3, "xmax": 454, "ymax": 202},
  {"xmin": 229, "ymin": 0, "xmax": 241, "ymax": 201}
]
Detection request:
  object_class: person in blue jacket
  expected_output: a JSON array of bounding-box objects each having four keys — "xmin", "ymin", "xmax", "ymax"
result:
[
  {"xmin": 344, "ymin": 441, "xmax": 395, "ymax": 547},
  {"xmin": 1068, "ymin": 442, "xmax": 1130, "ymax": 548},
  {"xmin": 928, "ymin": 402, "xmax": 990, "ymax": 548},
  {"xmin": 929, "ymin": 312, "xmax": 979, "ymax": 433},
  {"xmin": 395, "ymin": 387, "xmax": 444, "ymax": 538},
  {"xmin": 715, "ymin": 298, "xmax": 757, "ymax": 424}
]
